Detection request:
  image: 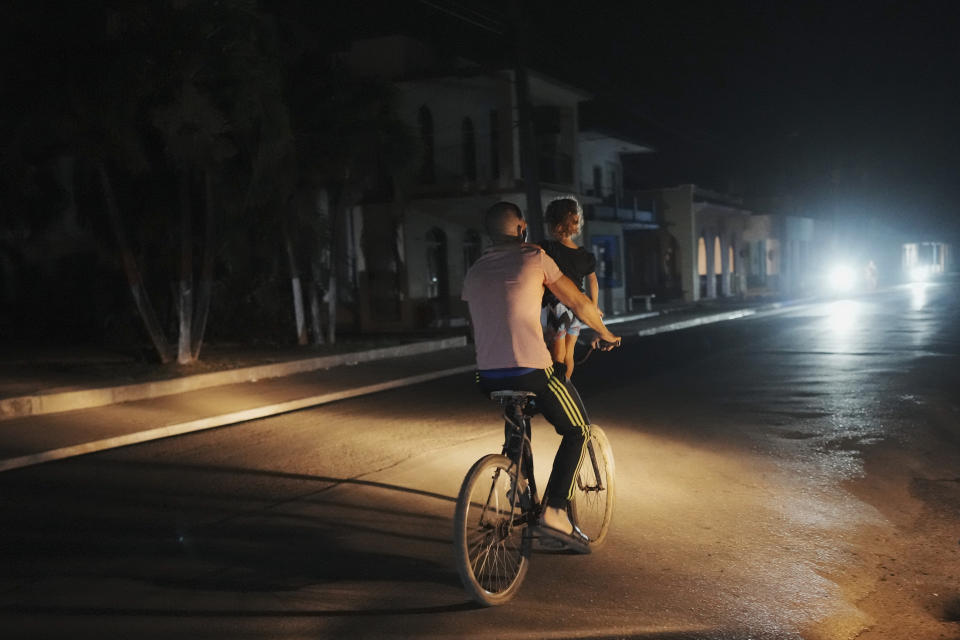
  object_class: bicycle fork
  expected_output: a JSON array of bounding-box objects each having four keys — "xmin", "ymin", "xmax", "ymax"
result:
[{"xmin": 578, "ymin": 440, "xmax": 605, "ymax": 493}]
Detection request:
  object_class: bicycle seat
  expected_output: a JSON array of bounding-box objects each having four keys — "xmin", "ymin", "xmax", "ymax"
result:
[{"xmin": 489, "ymin": 390, "xmax": 536, "ymax": 402}]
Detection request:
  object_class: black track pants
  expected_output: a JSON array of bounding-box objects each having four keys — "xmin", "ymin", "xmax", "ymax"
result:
[{"xmin": 477, "ymin": 366, "xmax": 590, "ymax": 509}]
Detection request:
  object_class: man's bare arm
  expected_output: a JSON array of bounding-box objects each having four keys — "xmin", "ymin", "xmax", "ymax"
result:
[{"xmin": 546, "ymin": 275, "xmax": 620, "ymax": 345}]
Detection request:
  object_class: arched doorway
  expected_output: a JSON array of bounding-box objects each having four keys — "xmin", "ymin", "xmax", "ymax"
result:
[
  {"xmin": 697, "ymin": 235, "xmax": 707, "ymax": 298},
  {"xmin": 714, "ymin": 236, "xmax": 722, "ymax": 296},
  {"xmin": 728, "ymin": 242, "xmax": 736, "ymax": 296},
  {"xmin": 426, "ymin": 227, "xmax": 449, "ymax": 302}
]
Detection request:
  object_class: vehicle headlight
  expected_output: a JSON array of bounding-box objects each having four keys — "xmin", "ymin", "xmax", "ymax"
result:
[{"xmin": 828, "ymin": 265, "xmax": 857, "ymax": 292}]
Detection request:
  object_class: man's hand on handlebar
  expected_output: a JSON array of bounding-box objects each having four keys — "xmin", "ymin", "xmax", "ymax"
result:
[{"xmin": 590, "ymin": 334, "xmax": 621, "ymax": 351}]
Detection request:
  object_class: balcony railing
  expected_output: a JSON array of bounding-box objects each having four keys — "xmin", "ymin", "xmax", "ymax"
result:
[{"xmin": 585, "ymin": 189, "xmax": 658, "ymax": 225}]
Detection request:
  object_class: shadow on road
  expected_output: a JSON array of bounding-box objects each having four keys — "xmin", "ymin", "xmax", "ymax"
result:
[{"xmin": 0, "ymin": 456, "xmax": 474, "ymax": 619}]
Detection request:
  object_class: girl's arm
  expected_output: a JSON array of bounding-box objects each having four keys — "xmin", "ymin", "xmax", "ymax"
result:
[{"xmin": 587, "ymin": 272, "xmax": 600, "ymax": 309}]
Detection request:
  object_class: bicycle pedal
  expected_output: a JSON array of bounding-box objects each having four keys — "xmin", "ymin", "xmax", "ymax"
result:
[{"xmin": 535, "ymin": 535, "xmax": 567, "ymax": 550}]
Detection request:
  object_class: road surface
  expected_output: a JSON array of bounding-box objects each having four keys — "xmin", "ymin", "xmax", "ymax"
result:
[{"xmin": 1, "ymin": 282, "xmax": 958, "ymax": 639}]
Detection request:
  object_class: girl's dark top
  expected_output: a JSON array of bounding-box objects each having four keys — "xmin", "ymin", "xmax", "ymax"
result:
[{"xmin": 540, "ymin": 240, "xmax": 597, "ymax": 303}]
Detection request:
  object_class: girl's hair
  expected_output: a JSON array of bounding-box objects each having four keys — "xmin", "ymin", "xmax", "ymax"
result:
[{"xmin": 545, "ymin": 197, "xmax": 583, "ymax": 239}]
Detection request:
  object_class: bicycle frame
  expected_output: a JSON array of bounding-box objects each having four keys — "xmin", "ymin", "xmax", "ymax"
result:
[
  {"xmin": 496, "ymin": 395, "xmax": 538, "ymax": 525},
  {"xmin": 454, "ymin": 391, "xmax": 614, "ymax": 605}
]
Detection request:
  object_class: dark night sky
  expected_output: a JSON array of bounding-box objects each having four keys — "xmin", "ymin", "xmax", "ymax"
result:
[{"xmin": 291, "ymin": 0, "xmax": 960, "ymax": 239}]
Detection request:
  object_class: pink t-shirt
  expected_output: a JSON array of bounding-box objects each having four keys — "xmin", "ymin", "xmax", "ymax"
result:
[{"xmin": 461, "ymin": 243, "xmax": 563, "ymax": 370}]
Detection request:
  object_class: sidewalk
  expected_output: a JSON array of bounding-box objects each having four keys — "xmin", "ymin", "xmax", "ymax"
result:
[{"xmin": 0, "ymin": 296, "xmax": 805, "ymax": 472}]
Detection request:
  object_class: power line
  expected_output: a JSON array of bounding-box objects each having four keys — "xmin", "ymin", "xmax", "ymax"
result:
[
  {"xmin": 416, "ymin": 0, "xmax": 505, "ymax": 35},
  {"xmin": 444, "ymin": 0, "xmax": 506, "ymax": 32}
]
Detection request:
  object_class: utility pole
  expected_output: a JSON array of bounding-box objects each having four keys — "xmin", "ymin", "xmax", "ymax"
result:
[{"xmin": 510, "ymin": 4, "xmax": 543, "ymax": 242}]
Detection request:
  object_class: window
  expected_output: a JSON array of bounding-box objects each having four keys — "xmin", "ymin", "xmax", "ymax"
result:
[
  {"xmin": 426, "ymin": 227, "xmax": 449, "ymax": 300},
  {"xmin": 419, "ymin": 106, "xmax": 435, "ymax": 184},
  {"xmin": 593, "ymin": 165, "xmax": 602, "ymax": 196},
  {"xmin": 462, "ymin": 117, "xmax": 476, "ymax": 181}
]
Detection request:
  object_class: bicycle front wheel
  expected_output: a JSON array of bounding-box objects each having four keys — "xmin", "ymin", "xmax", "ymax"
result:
[
  {"xmin": 453, "ymin": 454, "xmax": 531, "ymax": 606},
  {"xmin": 570, "ymin": 425, "xmax": 616, "ymax": 547}
]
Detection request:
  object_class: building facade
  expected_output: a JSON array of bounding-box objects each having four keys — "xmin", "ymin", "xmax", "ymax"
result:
[
  {"xmin": 577, "ymin": 130, "xmax": 658, "ymax": 314},
  {"xmin": 343, "ymin": 36, "xmax": 589, "ymax": 330},
  {"xmin": 642, "ymin": 185, "xmax": 751, "ymax": 302},
  {"xmin": 742, "ymin": 214, "xmax": 817, "ymax": 297}
]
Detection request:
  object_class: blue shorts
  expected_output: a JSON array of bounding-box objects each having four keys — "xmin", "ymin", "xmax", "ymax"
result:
[{"xmin": 542, "ymin": 301, "xmax": 584, "ymax": 341}]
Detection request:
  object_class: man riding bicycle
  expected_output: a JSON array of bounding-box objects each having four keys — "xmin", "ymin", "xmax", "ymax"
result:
[{"xmin": 461, "ymin": 201, "xmax": 620, "ymax": 550}]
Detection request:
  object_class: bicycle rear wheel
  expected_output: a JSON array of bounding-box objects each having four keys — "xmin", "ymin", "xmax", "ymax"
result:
[
  {"xmin": 570, "ymin": 425, "xmax": 616, "ymax": 547},
  {"xmin": 453, "ymin": 454, "xmax": 531, "ymax": 606}
]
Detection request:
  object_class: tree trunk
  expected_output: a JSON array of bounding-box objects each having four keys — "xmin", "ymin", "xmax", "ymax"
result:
[
  {"xmin": 190, "ymin": 171, "xmax": 216, "ymax": 360},
  {"xmin": 309, "ymin": 260, "xmax": 324, "ymax": 345},
  {"xmin": 282, "ymin": 203, "xmax": 308, "ymax": 345},
  {"xmin": 346, "ymin": 201, "xmax": 362, "ymax": 333},
  {"xmin": 327, "ymin": 204, "xmax": 340, "ymax": 344},
  {"xmin": 291, "ymin": 275, "xmax": 307, "ymax": 344},
  {"xmin": 308, "ymin": 188, "xmax": 329, "ymax": 345},
  {"xmin": 97, "ymin": 162, "xmax": 174, "ymax": 363},
  {"xmin": 177, "ymin": 172, "xmax": 194, "ymax": 364},
  {"xmin": 327, "ymin": 268, "xmax": 337, "ymax": 344}
]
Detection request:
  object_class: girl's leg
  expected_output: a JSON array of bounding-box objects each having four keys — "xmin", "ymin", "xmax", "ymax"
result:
[
  {"xmin": 563, "ymin": 333, "xmax": 577, "ymax": 380},
  {"xmin": 550, "ymin": 334, "xmax": 566, "ymax": 365}
]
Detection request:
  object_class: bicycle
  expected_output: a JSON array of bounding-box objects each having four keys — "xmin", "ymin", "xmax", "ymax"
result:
[{"xmin": 452, "ymin": 388, "xmax": 616, "ymax": 606}]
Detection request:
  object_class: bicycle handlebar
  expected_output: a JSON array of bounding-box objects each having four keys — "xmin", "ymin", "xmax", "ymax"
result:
[
  {"xmin": 590, "ymin": 337, "xmax": 621, "ymax": 351},
  {"xmin": 575, "ymin": 336, "xmax": 621, "ymax": 365}
]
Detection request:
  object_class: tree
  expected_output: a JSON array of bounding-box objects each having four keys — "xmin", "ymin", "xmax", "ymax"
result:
[
  {"xmin": 140, "ymin": 1, "xmax": 294, "ymax": 363},
  {"xmin": 285, "ymin": 63, "xmax": 419, "ymax": 343},
  {"xmin": 82, "ymin": 1, "xmax": 292, "ymax": 363}
]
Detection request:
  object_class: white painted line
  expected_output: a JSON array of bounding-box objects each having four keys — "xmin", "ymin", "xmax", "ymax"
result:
[{"xmin": 0, "ymin": 365, "xmax": 475, "ymax": 473}]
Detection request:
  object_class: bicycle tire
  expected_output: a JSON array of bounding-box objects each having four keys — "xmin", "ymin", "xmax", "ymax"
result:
[
  {"xmin": 570, "ymin": 425, "xmax": 616, "ymax": 547},
  {"xmin": 453, "ymin": 454, "xmax": 531, "ymax": 606}
]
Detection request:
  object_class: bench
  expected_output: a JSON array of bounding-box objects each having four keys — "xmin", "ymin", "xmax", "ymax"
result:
[{"xmin": 627, "ymin": 293, "xmax": 656, "ymax": 312}]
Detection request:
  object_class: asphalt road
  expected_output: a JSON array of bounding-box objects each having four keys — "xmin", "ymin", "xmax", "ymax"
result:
[{"xmin": 1, "ymin": 281, "xmax": 958, "ymax": 639}]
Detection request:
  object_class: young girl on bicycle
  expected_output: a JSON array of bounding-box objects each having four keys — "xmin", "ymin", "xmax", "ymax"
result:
[{"xmin": 540, "ymin": 197, "xmax": 600, "ymax": 381}]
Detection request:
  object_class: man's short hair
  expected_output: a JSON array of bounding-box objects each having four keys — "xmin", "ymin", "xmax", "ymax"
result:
[{"xmin": 484, "ymin": 201, "xmax": 523, "ymax": 238}]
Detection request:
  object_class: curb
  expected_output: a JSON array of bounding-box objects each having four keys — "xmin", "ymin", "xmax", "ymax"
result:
[
  {"xmin": 592, "ymin": 299, "xmax": 806, "ymax": 338},
  {"xmin": 0, "ymin": 336, "xmax": 467, "ymax": 422},
  {"xmin": 634, "ymin": 308, "xmax": 759, "ymax": 336},
  {"xmin": 604, "ymin": 310, "xmax": 660, "ymax": 325},
  {"xmin": 632, "ymin": 301, "xmax": 812, "ymax": 337},
  {"xmin": 0, "ymin": 364, "xmax": 475, "ymax": 473}
]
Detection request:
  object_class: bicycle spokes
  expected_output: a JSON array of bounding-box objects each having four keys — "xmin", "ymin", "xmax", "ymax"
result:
[{"xmin": 454, "ymin": 454, "xmax": 531, "ymax": 605}]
